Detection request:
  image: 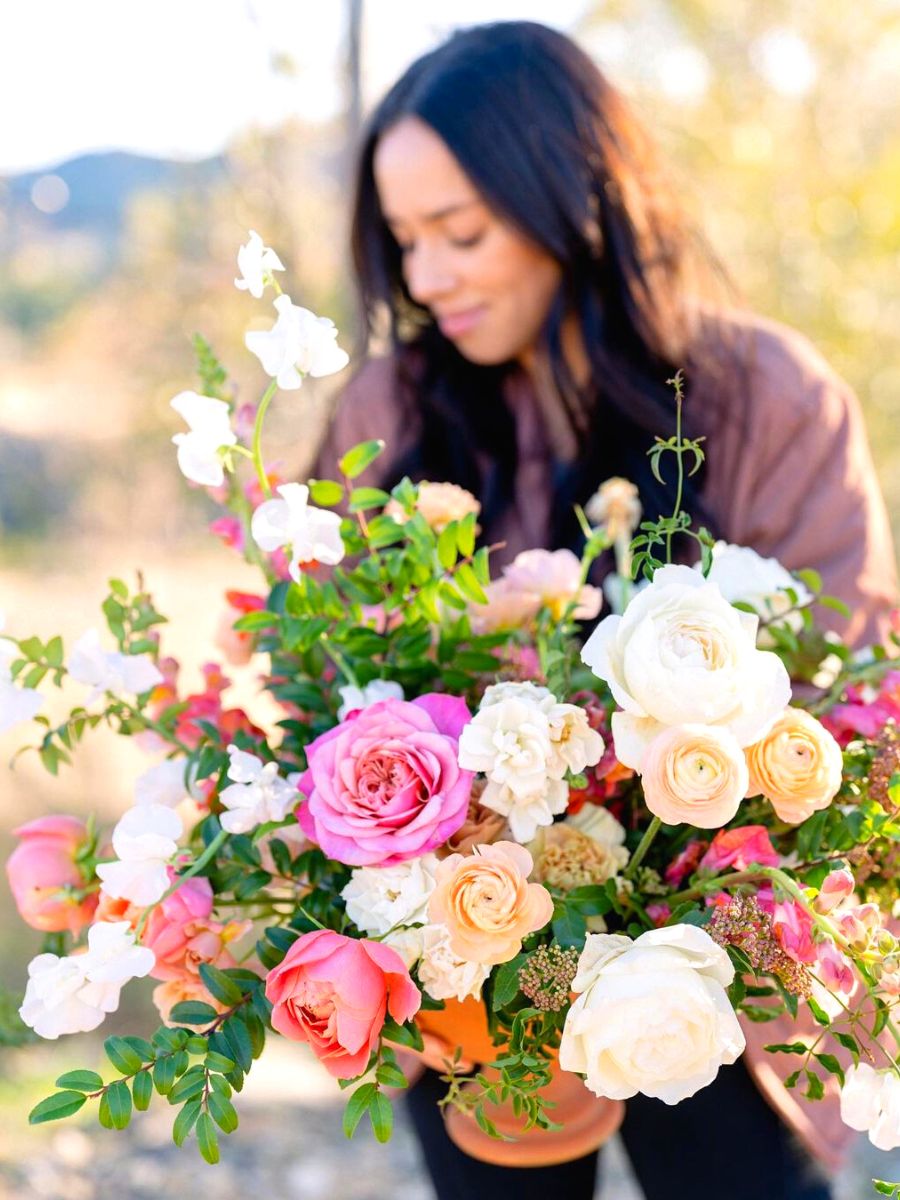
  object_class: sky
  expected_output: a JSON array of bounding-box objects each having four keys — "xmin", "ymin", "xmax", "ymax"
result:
[{"xmin": 1, "ymin": 0, "xmax": 590, "ymax": 175}]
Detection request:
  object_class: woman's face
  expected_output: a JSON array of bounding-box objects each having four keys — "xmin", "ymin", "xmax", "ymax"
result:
[{"xmin": 373, "ymin": 116, "xmax": 562, "ymax": 367}]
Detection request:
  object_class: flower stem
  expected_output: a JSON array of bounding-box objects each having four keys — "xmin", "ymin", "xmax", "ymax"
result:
[
  {"xmin": 251, "ymin": 380, "xmax": 279, "ymax": 498},
  {"xmin": 624, "ymin": 815, "xmax": 662, "ymax": 880}
]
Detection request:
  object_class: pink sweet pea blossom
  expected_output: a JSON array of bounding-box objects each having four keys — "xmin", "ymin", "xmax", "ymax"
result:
[
  {"xmin": 699, "ymin": 826, "xmax": 780, "ymax": 874},
  {"xmin": 815, "ymin": 868, "xmax": 855, "ymax": 915},
  {"xmin": 265, "ymin": 929, "xmax": 420, "ymax": 1078},
  {"xmin": 6, "ymin": 815, "xmax": 97, "ymax": 934},
  {"xmin": 297, "ymin": 695, "xmax": 473, "ymax": 866}
]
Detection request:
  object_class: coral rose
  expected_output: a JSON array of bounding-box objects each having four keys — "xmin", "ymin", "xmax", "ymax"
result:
[
  {"xmin": 265, "ymin": 929, "xmax": 420, "ymax": 1078},
  {"xmin": 297, "ymin": 695, "xmax": 473, "ymax": 866},
  {"xmin": 639, "ymin": 724, "xmax": 749, "ymax": 829},
  {"xmin": 428, "ymin": 841, "xmax": 553, "ymax": 965},
  {"xmin": 6, "ymin": 815, "xmax": 97, "ymax": 934},
  {"xmin": 745, "ymin": 707, "xmax": 843, "ymax": 824}
]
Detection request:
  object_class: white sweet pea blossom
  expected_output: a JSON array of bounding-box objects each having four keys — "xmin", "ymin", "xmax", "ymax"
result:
[
  {"xmin": 341, "ymin": 854, "xmax": 439, "ymax": 936},
  {"xmin": 235, "ymin": 230, "xmax": 284, "ymax": 298},
  {"xmin": 135, "ymin": 758, "xmax": 192, "ymax": 807},
  {"xmin": 416, "ymin": 923, "xmax": 491, "ymax": 1003},
  {"xmin": 840, "ymin": 1063, "xmax": 900, "ymax": 1151},
  {"xmin": 95, "ymin": 804, "xmax": 182, "ymax": 906},
  {"xmin": 219, "ymin": 745, "xmax": 298, "ymax": 834},
  {"xmin": 0, "ymin": 614, "xmax": 43, "ymax": 733},
  {"xmin": 67, "ymin": 629, "xmax": 164, "ymax": 705},
  {"xmin": 337, "ymin": 679, "xmax": 404, "ymax": 721},
  {"xmin": 250, "ymin": 483, "xmax": 345, "ymax": 582},
  {"xmin": 245, "ymin": 294, "xmax": 349, "ymax": 389},
  {"xmin": 170, "ymin": 391, "xmax": 237, "ymax": 488},
  {"xmin": 19, "ymin": 921, "xmax": 155, "ymax": 1039}
]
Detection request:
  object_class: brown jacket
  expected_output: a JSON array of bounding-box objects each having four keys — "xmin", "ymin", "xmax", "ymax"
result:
[{"xmin": 317, "ymin": 307, "xmax": 898, "ymax": 1165}]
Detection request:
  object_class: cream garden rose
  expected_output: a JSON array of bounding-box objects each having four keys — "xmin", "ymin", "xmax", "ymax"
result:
[
  {"xmin": 639, "ymin": 724, "xmax": 750, "ymax": 829},
  {"xmin": 581, "ymin": 564, "xmax": 790, "ymax": 768},
  {"xmin": 559, "ymin": 925, "xmax": 745, "ymax": 1104},
  {"xmin": 744, "ymin": 706, "xmax": 843, "ymax": 824}
]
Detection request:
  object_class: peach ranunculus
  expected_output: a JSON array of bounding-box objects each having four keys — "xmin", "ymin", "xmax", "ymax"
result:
[
  {"xmin": 153, "ymin": 976, "xmax": 228, "ymax": 1026},
  {"xmin": 502, "ymin": 549, "xmax": 602, "ymax": 622},
  {"xmin": 265, "ymin": 929, "xmax": 420, "ymax": 1078},
  {"xmin": 428, "ymin": 841, "xmax": 554, "ymax": 965},
  {"xmin": 6, "ymin": 815, "xmax": 97, "ymax": 934},
  {"xmin": 640, "ymin": 725, "xmax": 750, "ymax": 829},
  {"xmin": 385, "ymin": 482, "xmax": 480, "ymax": 533},
  {"xmin": 744, "ymin": 707, "xmax": 843, "ymax": 825}
]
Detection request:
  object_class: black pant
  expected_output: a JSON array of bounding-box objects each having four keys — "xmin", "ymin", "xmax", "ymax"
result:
[{"xmin": 404, "ymin": 1060, "xmax": 833, "ymax": 1200}]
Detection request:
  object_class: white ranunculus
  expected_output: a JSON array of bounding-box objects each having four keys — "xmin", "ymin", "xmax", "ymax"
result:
[
  {"xmin": 458, "ymin": 697, "xmax": 553, "ymax": 799},
  {"xmin": 341, "ymin": 854, "xmax": 439, "ymax": 936},
  {"xmin": 581, "ymin": 564, "xmax": 790, "ymax": 768},
  {"xmin": 543, "ymin": 702, "xmax": 605, "ymax": 779},
  {"xmin": 337, "ymin": 679, "xmax": 404, "ymax": 722},
  {"xmin": 235, "ymin": 230, "xmax": 285, "ymax": 298},
  {"xmin": 95, "ymin": 804, "xmax": 182, "ymax": 906},
  {"xmin": 0, "ymin": 618, "xmax": 43, "ymax": 733},
  {"xmin": 559, "ymin": 925, "xmax": 745, "ymax": 1104},
  {"xmin": 840, "ymin": 1064, "xmax": 900, "ymax": 1151},
  {"xmin": 480, "ymin": 777, "xmax": 569, "ymax": 844},
  {"xmin": 170, "ymin": 391, "xmax": 237, "ymax": 487},
  {"xmin": 245, "ymin": 294, "xmax": 349, "ymax": 389},
  {"xmin": 135, "ymin": 758, "xmax": 191, "ymax": 807},
  {"xmin": 67, "ymin": 629, "xmax": 164, "ymax": 706},
  {"xmin": 219, "ymin": 745, "xmax": 298, "ymax": 834},
  {"xmin": 250, "ymin": 483, "xmax": 345, "ymax": 582},
  {"xmin": 704, "ymin": 542, "xmax": 812, "ymax": 638},
  {"xmin": 417, "ymin": 923, "xmax": 492, "ymax": 1003}
]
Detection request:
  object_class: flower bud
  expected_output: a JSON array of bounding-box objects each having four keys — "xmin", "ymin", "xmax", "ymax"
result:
[{"xmin": 814, "ymin": 868, "xmax": 854, "ymax": 914}]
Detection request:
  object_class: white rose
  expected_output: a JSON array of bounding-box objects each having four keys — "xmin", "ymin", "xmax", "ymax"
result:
[
  {"xmin": 458, "ymin": 697, "xmax": 553, "ymax": 798},
  {"xmin": 480, "ymin": 777, "xmax": 569, "ymax": 844},
  {"xmin": 704, "ymin": 542, "xmax": 811, "ymax": 640},
  {"xmin": 581, "ymin": 564, "xmax": 790, "ymax": 768},
  {"xmin": 840, "ymin": 1064, "xmax": 900, "ymax": 1151},
  {"xmin": 416, "ymin": 923, "xmax": 491, "ymax": 1003},
  {"xmin": 341, "ymin": 855, "xmax": 439, "ymax": 936},
  {"xmin": 559, "ymin": 925, "xmax": 745, "ymax": 1104}
]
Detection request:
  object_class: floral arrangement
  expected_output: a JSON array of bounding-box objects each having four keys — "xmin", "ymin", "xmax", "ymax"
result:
[{"xmin": 4, "ymin": 236, "xmax": 900, "ymax": 1190}]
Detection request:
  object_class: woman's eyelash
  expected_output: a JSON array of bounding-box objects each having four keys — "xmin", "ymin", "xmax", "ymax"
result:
[{"xmin": 393, "ymin": 231, "xmax": 485, "ymax": 253}]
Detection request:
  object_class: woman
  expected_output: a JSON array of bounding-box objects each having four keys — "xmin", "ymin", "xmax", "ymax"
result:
[{"xmin": 316, "ymin": 20, "xmax": 897, "ymax": 1200}]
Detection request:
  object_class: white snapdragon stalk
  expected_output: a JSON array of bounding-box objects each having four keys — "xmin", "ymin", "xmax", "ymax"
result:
[
  {"xmin": 0, "ymin": 612, "xmax": 43, "ymax": 733},
  {"xmin": 581, "ymin": 563, "xmax": 791, "ymax": 769},
  {"xmin": 245, "ymin": 295, "xmax": 349, "ymax": 389},
  {"xmin": 235, "ymin": 230, "xmax": 285, "ymax": 298},
  {"xmin": 219, "ymin": 745, "xmax": 298, "ymax": 834},
  {"xmin": 416, "ymin": 923, "xmax": 492, "ymax": 1003},
  {"xmin": 135, "ymin": 758, "xmax": 192, "ymax": 807},
  {"xmin": 840, "ymin": 1064, "xmax": 900, "ymax": 1151},
  {"xmin": 19, "ymin": 921, "xmax": 155, "ymax": 1039},
  {"xmin": 341, "ymin": 854, "xmax": 439, "ymax": 936},
  {"xmin": 95, "ymin": 804, "xmax": 182, "ymax": 906},
  {"xmin": 170, "ymin": 392, "xmax": 237, "ymax": 487},
  {"xmin": 67, "ymin": 629, "xmax": 164, "ymax": 706},
  {"xmin": 337, "ymin": 679, "xmax": 404, "ymax": 721},
  {"xmin": 251, "ymin": 483, "xmax": 345, "ymax": 582}
]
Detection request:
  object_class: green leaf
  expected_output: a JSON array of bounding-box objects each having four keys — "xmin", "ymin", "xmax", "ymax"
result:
[
  {"xmin": 551, "ymin": 902, "xmax": 586, "ymax": 948},
  {"xmin": 833, "ymin": 1031, "xmax": 860, "ymax": 1060},
  {"xmin": 105, "ymin": 1036, "xmax": 144, "ymax": 1075},
  {"xmin": 437, "ymin": 524, "xmax": 458, "ymax": 571},
  {"xmin": 168, "ymin": 1068, "xmax": 206, "ymax": 1105},
  {"xmin": 456, "ymin": 512, "xmax": 476, "ymax": 558},
  {"xmin": 492, "ymin": 953, "xmax": 528, "ymax": 1012},
  {"xmin": 208, "ymin": 1091, "xmax": 239, "ymax": 1134},
  {"xmin": 169, "ymin": 1001, "xmax": 218, "ymax": 1026},
  {"xmin": 172, "ymin": 1099, "xmax": 201, "ymax": 1147},
  {"xmin": 369, "ymin": 1090, "xmax": 393, "ymax": 1143},
  {"xmin": 807, "ymin": 997, "xmax": 831, "ymax": 1027},
  {"xmin": 343, "ymin": 1082, "xmax": 377, "ymax": 1139},
  {"xmin": 814, "ymin": 1053, "xmax": 844, "ymax": 1084},
  {"xmin": 308, "ymin": 479, "xmax": 345, "ymax": 506},
  {"xmin": 204, "ymin": 1051, "xmax": 236, "ymax": 1073},
  {"xmin": 349, "ymin": 486, "xmax": 391, "ymax": 512},
  {"xmin": 55, "ymin": 1070, "xmax": 103, "ymax": 1092},
  {"xmin": 104, "ymin": 1079, "xmax": 132, "ymax": 1129},
  {"xmin": 132, "ymin": 1070, "xmax": 153, "ymax": 1111},
  {"xmin": 232, "ymin": 610, "xmax": 279, "ymax": 632},
  {"xmin": 223, "ymin": 1017, "xmax": 253, "ymax": 1073},
  {"xmin": 454, "ymin": 563, "xmax": 488, "ymax": 605},
  {"xmin": 28, "ymin": 1091, "xmax": 87, "ymax": 1125},
  {"xmin": 804, "ymin": 1069, "xmax": 825, "ymax": 1101},
  {"xmin": 375, "ymin": 1062, "xmax": 408, "ymax": 1089},
  {"xmin": 339, "ymin": 439, "xmax": 385, "ymax": 480},
  {"xmin": 763, "ymin": 1042, "xmax": 809, "ymax": 1055},
  {"xmin": 381, "ymin": 1018, "xmax": 424, "ymax": 1053},
  {"xmin": 153, "ymin": 1055, "xmax": 177, "ymax": 1096},
  {"xmin": 198, "ymin": 963, "xmax": 244, "ymax": 1006},
  {"xmin": 196, "ymin": 1111, "xmax": 221, "ymax": 1162}
]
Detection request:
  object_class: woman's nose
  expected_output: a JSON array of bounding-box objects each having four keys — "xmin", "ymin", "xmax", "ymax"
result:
[{"xmin": 404, "ymin": 244, "xmax": 457, "ymax": 306}]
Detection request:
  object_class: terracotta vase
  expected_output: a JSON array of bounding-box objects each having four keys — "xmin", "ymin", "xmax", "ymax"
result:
[{"xmin": 415, "ymin": 996, "xmax": 624, "ymax": 1167}]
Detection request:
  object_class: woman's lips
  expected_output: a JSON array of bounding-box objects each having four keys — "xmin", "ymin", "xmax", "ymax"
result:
[{"xmin": 437, "ymin": 306, "xmax": 486, "ymax": 338}]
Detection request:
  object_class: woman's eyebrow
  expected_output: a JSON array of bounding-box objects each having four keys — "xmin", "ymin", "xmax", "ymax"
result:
[{"xmin": 384, "ymin": 200, "xmax": 483, "ymax": 226}]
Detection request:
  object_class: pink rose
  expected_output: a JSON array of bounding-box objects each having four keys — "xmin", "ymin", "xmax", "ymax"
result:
[
  {"xmin": 142, "ymin": 874, "xmax": 214, "ymax": 981},
  {"xmin": 6, "ymin": 815, "xmax": 97, "ymax": 934},
  {"xmin": 265, "ymin": 929, "xmax": 420, "ymax": 1078},
  {"xmin": 297, "ymin": 695, "xmax": 473, "ymax": 866},
  {"xmin": 699, "ymin": 826, "xmax": 780, "ymax": 874}
]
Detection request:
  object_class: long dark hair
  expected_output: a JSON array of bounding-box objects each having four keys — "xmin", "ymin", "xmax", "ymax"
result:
[{"xmin": 350, "ymin": 20, "xmax": 736, "ymax": 550}]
